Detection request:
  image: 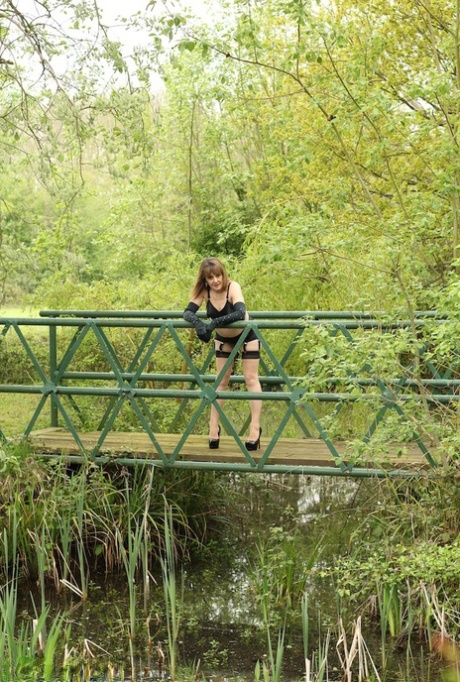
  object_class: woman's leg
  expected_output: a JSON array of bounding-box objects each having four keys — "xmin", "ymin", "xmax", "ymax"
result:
[
  {"xmin": 209, "ymin": 342, "xmax": 233, "ymax": 440},
  {"xmin": 242, "ymin": 338, "xmax": 262, "ymax": 442}
]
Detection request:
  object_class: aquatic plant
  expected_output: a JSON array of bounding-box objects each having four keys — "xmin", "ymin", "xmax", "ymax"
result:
[
  {"xmin": 0, "ymin": 440, "xmax": 229, "ymax": 587},
  {"xmin": 251, "ymin": 524, "xmax": 323, "ymax": 618},
  {"xmin": 301, "ymin": 594, "xmax": 330, "ymax": 682},
  {"xmin": 332, "ymin": 537, "xmax": 460, "ymax": 643},
  {"xmin": 253, "ymin": 538, "xmax": 287, "ymax": 682},
  {"xmin": 74, "ymin": 472, "xmax": 90, "ymax": 600},
  {"xmin": 116, "ymin": 516, "xmax": 146, "ymax": 642},
  {"xmin": 41, "ymin": 612, "xmax": 67, "ymax": 682},
  {"xmin": 302, "ymin": 592, "xmax": 310, "ymax": 667},
  {"xmin": 54, "ymin": 506, "xmax": 74, "ymax": 592},
  {"xmin": 161, "ymin": 503, "xmax": 184, "ymax": 681},
  {"xmin": 377, "ymin": 582, "xmax": 404, "ymax": 638},
  {"xmin": 336, "ymin": 617, "xmax": 382, "ymax": 682},
  {"xmin": 0, "ymin": 526, "xmax": 28, "ymax": 680},
  {"xmin": 0, "ymin": 520, "xmax": 67, "ymax": 682}
]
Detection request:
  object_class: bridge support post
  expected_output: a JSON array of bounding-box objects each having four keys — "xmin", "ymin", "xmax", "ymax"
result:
[{"xmin": 49, "ymin": 324, "xmax": 58, "ymax": 427}]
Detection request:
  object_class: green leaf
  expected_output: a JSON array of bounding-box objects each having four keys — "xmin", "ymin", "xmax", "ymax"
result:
[{"xmin": 178, "ymin": 39, "xmax": 196, "ymax": 52}]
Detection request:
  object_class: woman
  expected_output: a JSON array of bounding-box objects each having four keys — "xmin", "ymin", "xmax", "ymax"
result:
[{"xmin": 183, "ymin": 257, "xmax": 262, "ymax": 450}]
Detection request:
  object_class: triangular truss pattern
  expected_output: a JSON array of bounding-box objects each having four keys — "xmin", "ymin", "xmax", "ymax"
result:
[{"xmin": 0, "ymin": 312, "xmax": 448, "ymax": 474}]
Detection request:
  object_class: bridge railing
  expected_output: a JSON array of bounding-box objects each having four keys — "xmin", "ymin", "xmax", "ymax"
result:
[{"xmin": 0, "ymin": 309, "xmax": 455, "ymax": 474}]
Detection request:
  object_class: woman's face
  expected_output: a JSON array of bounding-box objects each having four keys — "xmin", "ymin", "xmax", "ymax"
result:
[{"xmin": 205, "ymin": 269, "xmax": 224, "ymax": 292}]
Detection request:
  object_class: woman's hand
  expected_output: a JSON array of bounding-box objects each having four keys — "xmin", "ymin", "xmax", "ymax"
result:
[{"xmin": 196, "ymin": 324, "xmax": 213, "ymax": 343}]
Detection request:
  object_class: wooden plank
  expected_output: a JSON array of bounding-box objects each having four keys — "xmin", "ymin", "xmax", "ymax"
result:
[{"xmin": 27, "ymin": 428, "xmax": 435, "ymax": 469}]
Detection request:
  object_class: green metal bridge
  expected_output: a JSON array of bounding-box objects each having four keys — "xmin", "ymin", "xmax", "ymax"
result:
[{"xmin": 0, "ymin": 309, "xmax": 453, "ymax": 477}]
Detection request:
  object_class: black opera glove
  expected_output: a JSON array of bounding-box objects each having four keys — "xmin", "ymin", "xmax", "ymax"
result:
[
  {"xmin": 208, "ymin": 302, "xmax": 246, "ymax": 330},
  {"xmin": 196, "ymin": 326, "xmax": 213, "ymax": 343},
  {"xmin": 183, "ymin": 303, "xmax": 213, "ymax": 343}
]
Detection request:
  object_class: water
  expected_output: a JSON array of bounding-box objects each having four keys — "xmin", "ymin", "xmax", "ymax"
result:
[{"xmin": 16, "ymin": 474, "xmax": 447, "ymax": 681}]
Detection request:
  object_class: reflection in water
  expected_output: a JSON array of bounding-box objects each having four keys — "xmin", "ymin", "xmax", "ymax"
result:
[{"xmin": 293, "ymin": 475, "xmax": 359, "ymax": 523}]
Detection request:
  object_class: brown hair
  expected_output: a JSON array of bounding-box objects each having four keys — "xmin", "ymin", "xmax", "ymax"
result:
[{"xmin": 191, "ymin": 257, "xmax": 229, "ymax": 300}]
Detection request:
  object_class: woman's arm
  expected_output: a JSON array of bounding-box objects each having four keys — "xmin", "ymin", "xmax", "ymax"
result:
[{"xmin": 183, "ymin": 299, "xmax": 213, "ymax": 342}]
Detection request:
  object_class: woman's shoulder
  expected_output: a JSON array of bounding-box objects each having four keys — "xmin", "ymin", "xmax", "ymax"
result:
[{"xmin": 228, "ymin": 280, "xmax": 244, "ymax": 301}]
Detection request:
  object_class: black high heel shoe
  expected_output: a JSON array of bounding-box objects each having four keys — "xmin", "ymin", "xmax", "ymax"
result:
[
  {"xmin": 209, "ymin": 426, "xmax": 221, "ymax": 450},
  {"xmin": 245, "ymin": 427, "xmax": 262, "ymax": 451}
]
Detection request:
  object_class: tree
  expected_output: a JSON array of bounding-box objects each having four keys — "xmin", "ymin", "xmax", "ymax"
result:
[
  {"xmin": 0, "ymin": 1, "xmax": 159, "ymax": 298},
  {"xmin": 143, "ymin": 0, "xmax": 460, "ymax": 311}
]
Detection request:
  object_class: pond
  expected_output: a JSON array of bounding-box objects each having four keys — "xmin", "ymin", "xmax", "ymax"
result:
[{"xmin": 16, "ymin": 474, "xmax": 447, "ymax": 682}]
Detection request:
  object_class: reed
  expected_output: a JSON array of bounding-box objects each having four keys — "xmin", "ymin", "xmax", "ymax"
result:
[
  {"xmin": 271, "ymin": 619, "xmax": 286, "ymax": 682},
  {"xmin": 377, "ymin": 582, "xmax": 403, "ymax": 638},
  {"xmin": 0, "ymin": 522, "xmax": 66, "ymax": 681},
  {"xmin": 254, "ymin": 657, "xmax": 270, "ymax": 682},
  {"xmin": 258, "ymin": 556, "xmax": 286, "ymax": 682},
  {"xmin": 116, "ymin": 517, "xmax": 146, "ymax": 642},
  {"xmin": 251, "ymin": 526, "xmax": 324, "ymax": 616},
  {"xmin": 422, "ymin": 582, "xmax": 447, "ymax": 643},
  {"xmin": 302, "ymin": 593, "xmax": 313, "ymax": 681},
  {"xmin": 0, "ymin": 580, "xmax": 25, "ymax": 679},
  {"xmin": 55, "ymin": 506, "xmax": 73, "ymax": 589},
  {"xmin": 0, "ymin": 521, "xmax": 25, "ymax": 679},
  {"xmin": 161, "ymin": 503, "xmax": 184, "ymax": 681},
  {"xmin": 302, "ymin": 596, "xmax": 330, "ymax": 682},
  {"xmin": 0, "ymin": 443, "xmax": 215, "ymax": 585},
  {"xmin": 74, "ymin": 473, "xmax": 90, "ymax": 601},
  {"xmin": 141, "ymin": 466, "xmax": 155, "ymax": 609},
  {"xmin": 336, "ymin": 617, "xmax": 382, "ymax": 682},
  {"xmin": 35, "ymin": 526, "xmax": 49, "ymax": 615},
  {"xmin": 112, "ymin": 603, "xmax": 132, "ymax": 681},
  {"xmin": 315, "ymin": 628, "xmax": 330, "ymax": 682},
  {"xmin": 41, "ymin": 612, "xmax": 66, "ymax": 682}
]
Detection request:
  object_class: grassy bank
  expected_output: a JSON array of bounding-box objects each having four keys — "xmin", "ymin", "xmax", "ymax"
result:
[
  {"xmin": 0, "ymin": 306, "xmax": 39, "ymax": 317},
  {"xmin": 0, "ymin": 307, "xmax": 49, "ymax": 437},
  {"xmin": 0, "ymin": 395, "xmax": 50, "ymax": 436}
]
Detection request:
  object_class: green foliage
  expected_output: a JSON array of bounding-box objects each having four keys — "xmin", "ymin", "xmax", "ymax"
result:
[
  {"xmin": 201, "ymin": 639, "xmax": 229, "ymax": 670},
  {"xmin": 0, "ymin": 441, "xmax": 230, "ymax": 583},
  {"xmin": 289, "ymin": 310, "xmax": 460, "ymax": 461},
  {"xmin": 1, "ymin": 0, "xmax": 460, "ymax": 316},
  {"xmin": 334, "ymin": 540, "xmax": 460, "ymax": 599},
  {"xmin": 250, "ymin": 517, "xmax": 323, "ymax": 619},
  {"xmin": 317, "ymin": 472, "xmax": 460, "ymax": 639},
  {"xmin": 329, "ymin": 537, "xmax": 460, "ymax": 639},
  {"xmin": 4, "ymin": 3, "xmax": 460, "ymax": 662},
  {"xmin": 0, "ymin": 334, "xmax": 48, "ymax": 384},
  {"xmin": 191, "ymin": 203, "xmax": 259, "ymax": 257}
]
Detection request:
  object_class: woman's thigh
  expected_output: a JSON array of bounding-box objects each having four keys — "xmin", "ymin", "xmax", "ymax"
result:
[{"xmin": 214, "ymin": 353, "xmax": 234, "ymax": 385}]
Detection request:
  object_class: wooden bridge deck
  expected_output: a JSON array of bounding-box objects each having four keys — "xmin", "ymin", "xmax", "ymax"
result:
[{"xmin": 28, "ymin": 428, "xmax": 434, "ymax": 470}]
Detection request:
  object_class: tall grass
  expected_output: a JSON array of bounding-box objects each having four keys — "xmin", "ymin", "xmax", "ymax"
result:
[
  {"xmin": 0, "ymin": 520, "xmax": 66, "ymax": 681},
  {"xmin": 302, "ymin": 594, "xmax": 330, "ymax": 682},
  {"xmin": 116, "ymin": 513, "xmax": 146, "ymax": 641},
  {"xmin": 41, "ymin": 612, "xmax": 67, "ymax": 682},
  {"xmin": 0, "ymin": 441, "xmax": 450, "ymax": 681},
  {"xmin": 34, "ymin": 526, "xmax": 49, "ymax": 614},
  {"xmin": 0, "ymin": 446, "xmax": 217, "ymax": 582},
  {"xmin": 55, "ymin": 506, "xmax": 73, "ymax": 591},
  {"xmin": 0, "ymin": 525, "xmax": 24, "ymax": 680},
  {"xmin": 0, "ymin": 443, "xmax": 231, "ymax": 679},
  {"xmin": 336, "ymin": 617, "xmax": 382, "ymax": 682},
  {"xmin": 161, "ymin": 504, "xmax": 184, "ymax": 681},
  {"xmin": 254, "ymin": 544, "xmax": 286, "ymax": 682}
]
